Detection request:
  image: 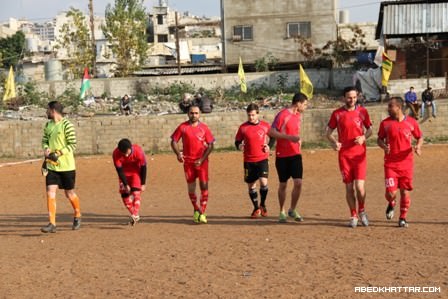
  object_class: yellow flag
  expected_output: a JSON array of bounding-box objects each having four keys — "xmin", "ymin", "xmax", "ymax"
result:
[
  {"xmin": 381, "ymin": 51, "xmax": 393, "ymax": 87},
  {"xmin": 3, "ymin": 66, "xmax": 16, "ymax": 102},
  {"xmin": 299, "ymin": 64, "xmax": 313, "ymax": 99},
  {"xmin": 238, "ymin": 57, "xmax": 247, "ymax": 93}
]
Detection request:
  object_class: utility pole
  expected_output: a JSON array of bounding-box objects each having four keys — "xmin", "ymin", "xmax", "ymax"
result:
[
  {"xmin": 175, "ymin": 11, "xmax": 181, "ymax": 75},
  {"xmin": 220, "ymin": 0, "xmax": 227, "ymax": 73},
  {"xmin": 426, "ymin": 0, "xmax": 430, "ymax": 88},
  {"xmin": 89, "ymin": 0, "xmax": 96, "ymax": 77}
]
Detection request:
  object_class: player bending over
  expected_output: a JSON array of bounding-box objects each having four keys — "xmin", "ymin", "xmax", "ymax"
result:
[{"xmin": 113, "ymin": 138, "xmax": 147, "ymax": 226}]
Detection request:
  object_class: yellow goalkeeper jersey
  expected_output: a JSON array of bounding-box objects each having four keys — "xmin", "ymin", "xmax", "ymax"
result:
[{"xmin": 42, "ymin": 118, "xmax": 77, "ymax": 171}]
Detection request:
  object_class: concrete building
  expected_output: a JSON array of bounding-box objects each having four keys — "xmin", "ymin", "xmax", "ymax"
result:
[
  {"xmin": 146, "ymin": 1, "xmax": 222, "ymax": 67},
  {"xmin": 221, "ymin": 0, "xmax": 338, "ymax": 66}
]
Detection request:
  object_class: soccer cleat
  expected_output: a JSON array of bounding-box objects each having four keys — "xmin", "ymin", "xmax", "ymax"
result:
[
  {"xmin": 359, "ymin": 212, "xmax": 369, "ymax": 227},
  {"xmin": 386, "ymin": 202, "xmax": 395, "ymax": 220},
  {"xmin": 398, "ymin": 218, "xmax": 409, "ymax": 228},
  {"xmin": 130, "ymin": 215, "xmax": 140, "ymax": 226},
  {"xmin": 288, "ymin": 209, "xmax": 304, "ymax": 222},
  {"xmin": 251, "ymin": 208, "xmax": 261, "ymax": 219},
  {"xmin": 278, "ymin": 211, "xmax": 287, "ymax": 223},
  {"xmin": 199, "ymin": 214, "xmax": 207, "ymax": 224},
  {"xmin": 349, "ymin": 217, "xmax": 358, "ymax": 228},
  {"xmin": 260, "ymin": 206, "xmax": 268, "ymax": 217},
  {"xmin": 193, "ymin": 210, "xmax": 201, "ymax": 223},
  {"xmin": 41, "ymin": 223, "xmax": 56, "ymax": 233},
  {"xmin": 72, "ymin": 217, "xmax": 81, "ymax": 230}
]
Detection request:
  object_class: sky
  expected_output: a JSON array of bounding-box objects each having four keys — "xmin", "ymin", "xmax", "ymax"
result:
[{"xmin": 0, "ymin": 0, "xmax": 381, "ymax": 23}]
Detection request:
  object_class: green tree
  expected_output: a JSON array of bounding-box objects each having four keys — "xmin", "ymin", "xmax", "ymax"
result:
[
  {"xmin": 55, "ymin": 8, "xmax": 93, "ymax": 79},
  {"xmin": 0, "ymin": 31, "xmax": 26, "ymax": 68},
  {"xmin": 102, "ymin": 0, "xmax": 148, "ymax": 77}
]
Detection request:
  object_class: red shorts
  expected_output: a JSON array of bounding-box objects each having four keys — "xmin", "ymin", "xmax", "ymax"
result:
[
  {"xmin": 184, "ymin": 160, "xmax": 209, "ymax": 183},
  {"xmin": 338, "ymin": 152, "xmax": 366, "ymax": 184},
  {"xmin": 118, "ymin": 174, "xmax": 142, "ymax": 193},
  {"xmin": 384, "ymin": 165, "xmax": 413, "ymax": 192}
]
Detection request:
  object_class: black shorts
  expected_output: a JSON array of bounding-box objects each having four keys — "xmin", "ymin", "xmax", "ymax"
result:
[
  {"xmin": 46, "ymin": 170, "xmax": 76, "ymax": 190},
  {"xmin": 244, "ymin": 159, "xmax": 269, "ymax": 183},
  {"xmin": 275, "ymin": 155, "xmax": 303, "ymax": 183}
]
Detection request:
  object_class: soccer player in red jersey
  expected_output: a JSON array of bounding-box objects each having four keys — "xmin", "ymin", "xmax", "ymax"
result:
[
  {"xmin": 269, "ymin": 93, "xmax": 308, "ymax": 223},
  {"xmin": 171, "ymin": 105, "xmax": 215, "ymax": 224},
  {"xmin": 112, "ymin": 139, "xmax": 147, "ymax": 226},
  {"xmin": 325, "ymin": 86, "xmax": 373, "ymax": 228},
  {"xmin": 377, "ymin": 97, "xmax": 423, "ymax": 228},
  {"xmin": 235, "ymin": 103, "xmax": 272, "ymax": 218}
]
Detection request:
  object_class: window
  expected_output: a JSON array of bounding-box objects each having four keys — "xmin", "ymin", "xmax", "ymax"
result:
[
  {"xmin": 157, "ymin": 34, "xmax": 168, "ymax": 43},
  {"xmin": 287, "ymin": 22, "xmax": 311, "ymax": 38},
  {"xmin": 157, "ymin": 14, "xmax": 164, "ymax": 25},
  {"xmin": 233, "ymin": 25, "xmax": 253, "ymax": 41}
]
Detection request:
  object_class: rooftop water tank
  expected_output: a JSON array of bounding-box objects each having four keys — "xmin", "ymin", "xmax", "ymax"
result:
[{"xmin": 44, "ymin": 59, "xmax": 63, "ymax": 81}]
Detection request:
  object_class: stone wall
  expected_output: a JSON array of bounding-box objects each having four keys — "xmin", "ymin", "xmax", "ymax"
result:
[
  {"xmin": 387, "ymin": 77, "xmax": 447, "ymax": 97},
  {"xmin": 1, "ymin": 101, "xmax": 447, "ymax": 158},
  {"xmin": 35, "ymin": 69, "xmax": 358, "ymax": 98},
  {"xmin": 31, "ymin": 70, "xmax": 448, "ymax": 100}
]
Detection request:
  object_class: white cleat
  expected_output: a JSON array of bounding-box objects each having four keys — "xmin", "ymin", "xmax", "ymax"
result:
[
  {"xmin": 349, "ymin": 217, "xmax": 358, "ymax": 228},
  {"xmin": 359, "ymin": 212, "xmax": 369, "ymax": 227}
]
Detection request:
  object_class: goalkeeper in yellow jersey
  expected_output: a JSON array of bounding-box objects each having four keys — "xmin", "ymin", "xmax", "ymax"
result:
[{"xmin": 40, "ymin": 101, "xmax": 81, "ymax": 233}]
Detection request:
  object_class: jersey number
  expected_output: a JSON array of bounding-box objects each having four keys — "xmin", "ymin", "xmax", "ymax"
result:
[{"xmin": 385, "ymin": 178, "xmax": 395, "ymax": 188}]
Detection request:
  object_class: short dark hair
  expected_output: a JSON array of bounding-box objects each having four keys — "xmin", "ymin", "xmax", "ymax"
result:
[
  {"xmin": 389, "ymin": 96, "xmax": 404, "ymax": 109},
  {"xmin": 410, "ymin": 86, "xmax": 414, "ymax": 89},
  {"xmin": 292, "ymin": 92, "xmax": 308, "ymax": 105},
  {"xmin": 118, "ymin": 138, "xmax": 132, "ymax": 153},
  {"xmin": 189, "ymin": 105, "xmax": 201, "ymax": 112},
  {"xmin": 246, "ymin": 103, "xmax": 259, "ymax": 113},
  {"xmin": 343, "ymin": 86, "xmax": 358, "ymax": 96},
  {"xmin": 48, "ymin": 101, "xmax": 64, "ymax": 114}
]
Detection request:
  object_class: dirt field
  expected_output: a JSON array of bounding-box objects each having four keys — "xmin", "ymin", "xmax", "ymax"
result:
[{"xmin": 0, "ymin": 145, "xmax": 446, "ymax": 298}]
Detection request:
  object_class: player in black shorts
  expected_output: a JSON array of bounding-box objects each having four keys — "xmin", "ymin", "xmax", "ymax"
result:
[
  {"xmin": 275, "ymin": 155, "xmax": 303, "ymax": 183},
  {"xmin": 269, "ymin": 93, "xmax": 308, "ymax": 223},
  {"xmin": 235, "ymin": 104, "xmax": 273, "ymax": 218}
]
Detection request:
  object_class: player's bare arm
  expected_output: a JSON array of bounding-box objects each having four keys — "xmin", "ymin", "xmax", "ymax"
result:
[
  {"xmin": 325, "ymin": 126, "xmax": 341, "ymax": 151},
  {"xmin": 268, "ymin": 128, "xmax": 300, "ymax": 143},
  {"xmin": 170, "ymin": 140, "xmax": 184, "ymax": 163},
  {"xmin": 377, "ymin": 137, "xmax": 390, "ymax": 154},
  {"xmin": 195, "ymin": 143, "xmax": 214, "ymax": 166},
  {"xmin": 414, "ymin": 137, "xmax": 423, "ymax": 156},
  {"xmin": 354, "ymin": 126, "xmax": 373, "ymax": 145}
]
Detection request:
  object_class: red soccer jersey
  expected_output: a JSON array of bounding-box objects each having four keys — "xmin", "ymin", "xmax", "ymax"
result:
[
  {"xmin": 112, "ymin": 144, "xmax": 147, "ymax": 176},
  {"xmin": 235, "ymin": 120, "xmax": 270, "ymax": 162},
  {"xmin": 378, "ymin": 116, "xmax": 422, "ymax": 166},
  {"xmin": 171, "ymin": 121, "xmax": 215, "ymax": 162},
  {"xmin": 328, "ymin": 105, "xmax": 372, "ymax": 154},
  {"xmin": 271, "ymin": 108, "xmax": 302, "ymax": 158}
]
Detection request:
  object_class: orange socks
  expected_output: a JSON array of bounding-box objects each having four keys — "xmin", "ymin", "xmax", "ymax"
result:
[
  {"xmin": 47, "ymin": 197, "xmax": 56, "ymax": 225},
  {"xmin": 69, "ymin": 195, "xmax": 81, "ymax": 218}
]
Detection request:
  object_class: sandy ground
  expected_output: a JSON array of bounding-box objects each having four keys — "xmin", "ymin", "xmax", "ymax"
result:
[{"xmin": 0, "ymin": 145, "xmax": 447, "ymax": 298}]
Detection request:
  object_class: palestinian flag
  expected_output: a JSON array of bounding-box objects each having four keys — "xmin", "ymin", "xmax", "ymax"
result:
[{"xmin": 80, "ymin": 67, "xmax": 91, "ymax": 99}]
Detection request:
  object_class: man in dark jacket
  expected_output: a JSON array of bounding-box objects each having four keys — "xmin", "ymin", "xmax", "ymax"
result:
[{"xmin": 421, "ymin": 87, "xmax": 436, "ymax": 118}]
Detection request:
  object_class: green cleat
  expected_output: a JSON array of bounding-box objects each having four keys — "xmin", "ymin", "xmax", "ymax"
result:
[
  {"xmin": 278, "ymin": 211, "xmax": 287, "ymax": 223},
  {"xmin": 288, "ymin": 209, "xmax": 304, "ymax": 222},
  {"xmin": 193, "ymin": 210, "xmax": 201, "ymax": 223},
  {"xmin": 199, "ymin": 213, "xmax": 207, "ymax": 224}
]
